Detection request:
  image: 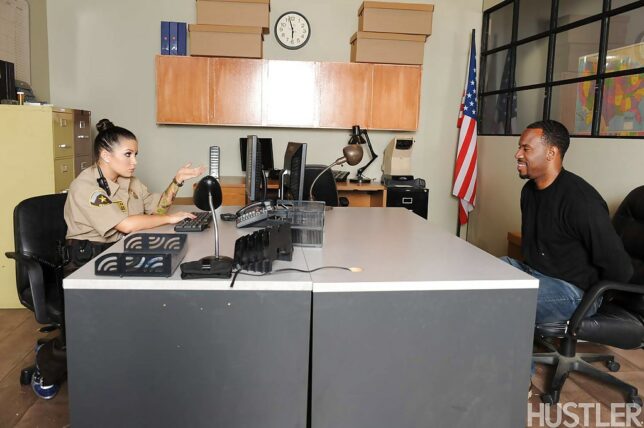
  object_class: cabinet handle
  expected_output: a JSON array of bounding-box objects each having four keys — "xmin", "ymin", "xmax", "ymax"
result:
[
  {"xmin": 402, "ymin": 197, "xmax": 413, "ymax": 204},
  {"xmin": 60, "ymin": 118, "xmax": 68, "ymax": 127},
  {"xmin": 58, "ymin": 144, "xmax": 70, "ymax": 148},
  {"xmin": 77, "ymin": 135, "xmax": 89, "ymax": 139},
  {"xmin": 79, "ymin": 121, "xmax": 86, "ymax": 128},
  {"xmin": 61, "ymin": 164, "xmax": 69, "ymax": 173}
]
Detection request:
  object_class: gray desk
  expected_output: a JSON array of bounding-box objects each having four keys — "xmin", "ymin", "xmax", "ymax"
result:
[{"xmin": 64, "ymin": 206, "xmax": 537, "ymax": 428}]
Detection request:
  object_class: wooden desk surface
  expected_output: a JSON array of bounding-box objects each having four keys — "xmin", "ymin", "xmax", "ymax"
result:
[{"xmin": 218, "ymin": 176, "xmax": 386, "ymax": 192}]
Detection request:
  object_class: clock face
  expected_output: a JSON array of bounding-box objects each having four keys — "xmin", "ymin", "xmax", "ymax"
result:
[{"xmin": 275, "ymin": 12, "xmax": 311, "ymax": 50}]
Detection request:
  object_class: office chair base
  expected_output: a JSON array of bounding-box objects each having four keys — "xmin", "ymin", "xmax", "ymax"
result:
[
  {"xmin": 533, "ymin": 351, "xmax": 641, "ymax": 405},
  {"xmin": 20, "ymin": 365, "xmax": 35, "ymax": 385}
]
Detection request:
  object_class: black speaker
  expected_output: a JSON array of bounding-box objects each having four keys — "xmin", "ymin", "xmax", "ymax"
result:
[
  {"xmin": 386, "ymin": 187, "xmax": 428, "ymax": 219},
  {"xmin": 0, "ymin": 60, "xmax": 16, "ymax": 102}
]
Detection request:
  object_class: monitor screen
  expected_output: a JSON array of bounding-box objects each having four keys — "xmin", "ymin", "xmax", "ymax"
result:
[
  {"xmin": 240, "ymin": 137, "xmax": 274, "ymax": 172},
  {"xmin": 245, "ymin": 135, "xmax": 264, "ymax": 202},
  {"xmin": 280, "ymin": 142, "xmax": 307, "ymax": 200}
]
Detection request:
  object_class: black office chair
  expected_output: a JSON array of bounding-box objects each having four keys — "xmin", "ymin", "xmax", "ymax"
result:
[
  {"xmin": 5, "ymin": 193, "xmax": 68, "ymax": 398},
  {"xmin": 533, "ymin": 185, "xmax": 644, "ymax": 405},
  {"xmin": 304, "ymin": 164, "xmax": 348, "ymax": 207}
]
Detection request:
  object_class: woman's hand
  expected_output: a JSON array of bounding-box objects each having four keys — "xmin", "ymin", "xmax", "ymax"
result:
[
  {"xmin": 167, "ymin": 211, "xmax": 196, "ymax": 224},
  {"xmin": 174, "ymin": 163, "xmax": 206, "ymax": 185}
]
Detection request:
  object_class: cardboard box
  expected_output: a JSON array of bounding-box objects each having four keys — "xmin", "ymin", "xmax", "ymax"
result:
[
  {"xmin": 358, "ymin": 1, "xmax": 434, "ymax": 36},
  {"xmin": 189, "ymin": 24, "xmax": 263, "ymax": 58},
  {"xmin": 196, "ymin": 0, "xmax": 270, "ymax": 33},
  {"xmin": 350, "ymin": 31, "xmax": 425, "ymax": 65}
]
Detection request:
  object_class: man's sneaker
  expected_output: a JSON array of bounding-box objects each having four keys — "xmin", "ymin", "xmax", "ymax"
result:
[{"xmin": 31, "ymin": 368, "xmax": 59, "ymax": 400}]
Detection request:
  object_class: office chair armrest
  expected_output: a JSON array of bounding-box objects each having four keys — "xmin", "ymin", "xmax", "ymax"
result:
[
  {"xmin": 5, "ymin": 251, "xmax": 50, "ymax": 323},
  {"xmin": 339, "ymin": 197, "xmax": 349, "ymax": 207},
  {"xmin": 568, "ymin": 280, "xmax": 644, "ymax": 334}
]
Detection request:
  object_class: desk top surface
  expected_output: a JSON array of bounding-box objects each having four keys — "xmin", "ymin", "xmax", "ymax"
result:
[
  {"xmin": 218, "ymin": 176, "xmax": 386, "ymax": 191},
  {"xmin": 64, "ymin": 206, "xmax": 536, "ymax": 292}
]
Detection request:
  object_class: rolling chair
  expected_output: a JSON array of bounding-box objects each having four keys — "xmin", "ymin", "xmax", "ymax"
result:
[
  {"xmin": 304, "ymin": 164, "xmax": 348, "ymax": 207},
  {"xmin": 5, "ymin": 193, "xmax": 68, "ymax": 399},
  {"xmin": 533, "ymin": 185, "xmax": 644, "ymax": 405}
]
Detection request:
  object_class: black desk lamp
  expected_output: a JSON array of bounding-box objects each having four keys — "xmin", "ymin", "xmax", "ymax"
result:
[
  {"xmin": 309, "ymin": 144, "xmax": 363, "ymax": 201},
  {"xmin": 348, "ymin": 125, "xmax": 378, "ymax": 183},
  {"xmin": 193, "ymin": 176, "xmax": 233, "ymax": 277}
]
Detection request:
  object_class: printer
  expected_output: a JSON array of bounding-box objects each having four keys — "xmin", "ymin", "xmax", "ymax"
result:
[{"xmin": 381, "ymin": 137, "xmax": 414, "ymax": 186}]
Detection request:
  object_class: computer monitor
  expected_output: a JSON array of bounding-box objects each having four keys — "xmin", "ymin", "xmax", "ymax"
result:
[
  {"xmin": 240, "ymin": 137, "xmax": 274, "ymax": 172},
  {"xmin": 245, "ymin": 135, "xmax": 264, "ymax": 202},
  {"xmin": 280, "ymin": 142, "xmax": 307, "ymax": 200}
]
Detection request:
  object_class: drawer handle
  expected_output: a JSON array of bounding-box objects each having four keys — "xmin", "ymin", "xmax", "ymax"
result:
[
  {"xmin": 79, "ymin": 121, "xmax": 86, "ymax": 128},
  {"xmin": 77, "ymin": 135, "xmax": 89, "ymax": 139},
  {"xmin": 80, "ymin": 162, "xmax": 89, "ymax": 170},
  {"xmin": 58, "ymin": 144, "xmax": 70, "ymax": 148},
  {"xmin": 60, "ymin": 118, "xmax": 68, "ymax": 127},
  {"xmin": 402, "ymin": 197, "xmax": 413, "ymax": 204},
  {"xmin": 61, "ymin": 164, "xmax": 69, "ymax": 173}
]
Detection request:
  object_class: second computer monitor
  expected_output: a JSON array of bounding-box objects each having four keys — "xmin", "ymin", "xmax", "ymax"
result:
[
  {"xmin": 281, "ymin": 142, "xmax": 307, "ymax": 201},
  {"xmin": 240, "ymin": 137, "xmax": 274, "ymax": 172}
]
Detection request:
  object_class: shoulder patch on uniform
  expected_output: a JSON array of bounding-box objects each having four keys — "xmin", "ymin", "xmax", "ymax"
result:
[{"xmin": 90, "ymin": 191, "xmax": 112, "ymax": 207}]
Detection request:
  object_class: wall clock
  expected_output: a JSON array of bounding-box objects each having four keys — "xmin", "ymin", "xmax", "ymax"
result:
[{"xmin": 275, "ymin": 11, "xmax": 311, "ymax": 50}]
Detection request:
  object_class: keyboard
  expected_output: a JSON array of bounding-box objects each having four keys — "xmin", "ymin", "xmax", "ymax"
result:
[
  {"xmin": 174, "ymin": 211, "xmax": 212, "ymax": 232},
  {"xmin": 332, "ymin": 170, "xmax": 349, "ymax": 182}
]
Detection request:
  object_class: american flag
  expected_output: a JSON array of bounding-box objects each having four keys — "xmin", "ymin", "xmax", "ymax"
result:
[{"xmin": 452, "ymin": 30, "xmax": 478, "ymax": 226}]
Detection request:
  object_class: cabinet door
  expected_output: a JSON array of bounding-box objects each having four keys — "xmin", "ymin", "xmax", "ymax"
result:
[
  {"xmin": 319, "ymin": 62, "xmax": 372, "ymax": 129},
  {"xmin": 156, "ymin": 56, "xmax": 210, "ymax": 124},
  {"xmin": 371, "ymin": 65, "xmax": 421, "ymax": 131},
  {"xmin": 211, "ymin": 58, "xmax": 263, "ymax": 125},
  {"xmin": 265, "ymin": 60, "xmax": 317, "ymax": 127}
]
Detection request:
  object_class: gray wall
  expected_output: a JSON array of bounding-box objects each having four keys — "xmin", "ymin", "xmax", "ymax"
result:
[{"xmin": 45, "ymin": 0, "xmax": 484, "ymax": 234}]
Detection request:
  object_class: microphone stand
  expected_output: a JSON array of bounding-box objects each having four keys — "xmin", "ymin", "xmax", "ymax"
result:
[
  {"xmin": 200, "ymin": 195, "xmax": 233, "ymax": 275},
  {"xmin": 350, "ymin": 129, "xmax": 378, "ymax": 183}
]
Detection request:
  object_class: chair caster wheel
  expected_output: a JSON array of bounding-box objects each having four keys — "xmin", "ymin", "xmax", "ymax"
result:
[
  {"xmin": 20, "ymin": 367, "xmax": 35, "ymax": 385},
  {"xmin": 628, "ymin": 395, "xmax": 643, "ymax": 407},
  {"xmin": 541, "ymin": 391, "xmax": 560, "ymax": 405},
  {"xmin": 607, "ymin": 361, "xmax": 621, "ymax": 372}
]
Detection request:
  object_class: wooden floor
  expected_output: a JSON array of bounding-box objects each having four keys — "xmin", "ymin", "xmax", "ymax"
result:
[{"xmin": 1, "ymin": 308, "xmax": 643, "ymax": 428}]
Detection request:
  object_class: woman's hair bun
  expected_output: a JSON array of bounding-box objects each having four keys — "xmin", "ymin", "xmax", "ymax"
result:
[{"xmin": 96, "ymin": 118, "xmax": 115, "ymax": 133}]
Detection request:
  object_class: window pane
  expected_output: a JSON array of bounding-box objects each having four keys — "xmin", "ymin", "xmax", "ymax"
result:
[
  {"xmin": 553, "ymin": 21, "xmax": 601, "ymax": 81},
  {"xmin": 606, "ymin": 8, "xmax": 644, "ymax": 73},
  {"xmin": 516, "ymin": 38, "xmax": 549, "ymax": 86},
  {"xmin": 557, "ymin": 0, "xmax": 602, "ymax": 25},
  {"xmin": 484, "ymin": 49, "xmax": 512, "ymax": 92},
  {"xmin": 512, "ymin": 88, "xmax": 545, "ymax": 133},
  {"xmin": 600, "ymin": 73, "xmax": 644, "ymax": 137},
  {"xmin": 550, "ymin": 81, "xmax": 595, "ymax": 135},
  {"xmin": 486, "ymin": 4, "xmax": 513, "ymax": 50},
  {"xmin": 612, "ymin": 0, "xmax": 639, "ymax": 9},
  {"xmin": 518, "ymin": 0, "xmax": 552, "ymax": 40},
  {"xmin": 480, "ymin": 94, "xmax": 507, "ymax": 134}
]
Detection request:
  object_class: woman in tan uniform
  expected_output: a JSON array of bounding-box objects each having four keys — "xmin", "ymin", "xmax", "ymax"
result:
[{"xmin": 64, "ymin": 118, "xmax": 205, "ymax": 270}]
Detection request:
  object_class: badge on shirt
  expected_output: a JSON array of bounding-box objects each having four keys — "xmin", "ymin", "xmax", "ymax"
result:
[
  {"xmin": 113, "ymin": 200, "xmax": 127, "ymax": 213},
  {"xmin": 90, "ymin": 191, "xmax": 112, "ymax": 207}
]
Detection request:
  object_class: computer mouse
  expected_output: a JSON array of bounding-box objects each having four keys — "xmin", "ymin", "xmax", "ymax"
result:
[{"xmin": 220, "ymin": 213, "xmax": 237, "ymax": 221}]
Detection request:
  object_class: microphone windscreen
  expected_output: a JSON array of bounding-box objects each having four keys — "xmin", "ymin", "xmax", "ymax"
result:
[
  {"xmin": 343, "ymin": 144, "xmax": 364, "ymax": 166},
  {"xmin": 193, "ymin": 176, "xmax": 223, "ymax": 211}
]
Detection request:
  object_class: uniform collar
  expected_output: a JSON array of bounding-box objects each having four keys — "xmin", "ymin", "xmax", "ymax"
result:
[{"xmin": 91, "ymin": 165, "xmax": 131, "ymax": 196}]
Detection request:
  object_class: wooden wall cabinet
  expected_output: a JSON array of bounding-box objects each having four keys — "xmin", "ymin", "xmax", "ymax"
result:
[{"xmin": 156, "ymin": 56, "xmax": 422, "ymax": 131}]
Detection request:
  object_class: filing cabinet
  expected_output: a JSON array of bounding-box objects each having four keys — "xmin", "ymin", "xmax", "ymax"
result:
[
  {"xmin": 0, "ymin": 105, "xmax": 91, "ymax": 307},
  {"xmin": 386, "ymin": 187, "xmax": 428, "ymax": 219}
]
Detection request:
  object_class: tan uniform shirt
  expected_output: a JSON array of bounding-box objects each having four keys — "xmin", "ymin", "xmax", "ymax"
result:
[{"xmin": 64, "ymin": 166, "xmax": 161, "ymax": 243}]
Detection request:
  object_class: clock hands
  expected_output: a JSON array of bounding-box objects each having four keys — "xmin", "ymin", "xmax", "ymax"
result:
[{"xmin": 289, "ymin": 19, "xmax": 294, "ymax": 42}]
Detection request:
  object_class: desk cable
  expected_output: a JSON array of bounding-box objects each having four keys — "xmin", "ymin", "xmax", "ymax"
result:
[{"xmin": 229, "ymin": 266, "xmax": 362, "ymax": 288}]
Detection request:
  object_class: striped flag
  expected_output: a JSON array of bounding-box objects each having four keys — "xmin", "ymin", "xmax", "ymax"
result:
[{"xmin": 452, "ymin": 30, "xmax": 478, "ymax": 226}]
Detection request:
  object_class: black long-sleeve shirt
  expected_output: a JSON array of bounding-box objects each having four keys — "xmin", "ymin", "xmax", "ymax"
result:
[{"xmin": 521, "ymin": 169, "xmax": 633, "ymax": 291}]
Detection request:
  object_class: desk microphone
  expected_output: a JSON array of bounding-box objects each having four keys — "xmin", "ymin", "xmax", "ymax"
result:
[{"xmin": 309, "ymin": 145, "xmax": 363, "ymax": 201}]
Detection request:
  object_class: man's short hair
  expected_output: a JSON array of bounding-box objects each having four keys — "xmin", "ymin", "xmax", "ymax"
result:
[{"xmin": 527, "ymin": 120, "xmax": 570, "ymax": 158}]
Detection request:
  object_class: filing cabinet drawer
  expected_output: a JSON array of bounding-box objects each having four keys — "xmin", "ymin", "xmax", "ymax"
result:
[
  {"xmin": 53, "ymin": 110, "xmax": 74, "ymax": 158},
  {"xmin": 74, "ymin": 155, "xmax": 92, "ymax": 176},
  {"xmin": 74, "ymin": 110, "xmax": 91, "ymax": 156},
  {"xmin": 54, "ymin": 157, "xmax": 74, "ymax": 192},
  {"xmin": 386, "ymin": 187, "xmax": 428, "ymax": 219}
]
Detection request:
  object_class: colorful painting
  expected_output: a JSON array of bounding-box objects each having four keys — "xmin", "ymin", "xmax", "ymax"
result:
[{"xmin": 576, "ymin": 43, "xmax": 644, "ymax": 136}]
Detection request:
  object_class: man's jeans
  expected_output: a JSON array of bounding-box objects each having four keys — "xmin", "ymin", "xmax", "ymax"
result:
[{"xmin": 501, "ymin": 256, "xmax": 602, "ymax": 324}]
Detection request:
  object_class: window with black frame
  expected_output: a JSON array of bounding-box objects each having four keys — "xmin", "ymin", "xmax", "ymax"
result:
[{"xmin": 479, "ymin": 0, "xmax": 644, "ymax": 138}]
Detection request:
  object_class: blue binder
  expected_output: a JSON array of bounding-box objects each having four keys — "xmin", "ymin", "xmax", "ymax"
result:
[
  {"xmin": 169, "ymin": 22, "xmax": 178, "ymax": 55},
  {"xmin": 160, "ymin": 21, "xmax": 170, "ymax": 55},
  {"xmin": 177, "ymin": 22, "xmax": 187, "ymax": 56}
]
